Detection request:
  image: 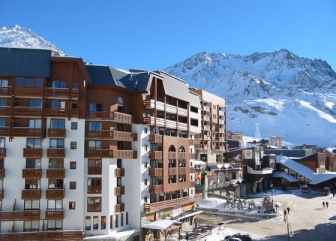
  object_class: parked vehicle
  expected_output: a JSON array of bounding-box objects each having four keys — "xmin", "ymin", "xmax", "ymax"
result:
[
  {"xmin": 302, "ymin": 185, "xmax": 309, "ymax": 193},
  {"xmin": 323, "ymin": 187, "xmax": 330, "ymax": 195},
  {"xmin": 225, "ymin": 233, "xmax": 252, "ymax": 241}
]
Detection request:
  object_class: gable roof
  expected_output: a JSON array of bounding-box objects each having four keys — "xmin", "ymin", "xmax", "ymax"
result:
[
  {"xmin": 0, "ymin": 47, "xmax": 51, "ymax": 77},
  {"xmin": 189, "ymin": 90, "xmax": 201, "ymax": 108},
  {"xmin": 159, "ymin": 71, "xmax": 190, "ymax": 103}
]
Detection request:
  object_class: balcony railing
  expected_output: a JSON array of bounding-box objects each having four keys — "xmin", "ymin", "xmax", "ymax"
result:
[
  {"xmin": 87, "ymin": 203, "xmax": 101, "ymax": 212},
  {"xmin": 218, "ymin": 110, "xmax": 225, "ymax": 116},
  {"xmin": 0, "ymin": 210, "xmax": 40, "ymax": 221},
  {"xmin": 12, "ymin": 127, "xmax": 42, "ymax": 137},
  {"xmin": 86, "ymin": 111, "xmax": 132, "ymax": 123},
  {"xmin": 148, "ymin": 185, "xmax": 163, "ymax": 194},
  {"xmin": 23, "ymin": 148, "xmax": 42, "ymax": 158},
  {"xmin": 71, "ymin": 89, "xmax": 79, "ymax": 99},
  {"xmin": 44, "ymin": 88, "xmax": 69, "ymax": 98},
  {"xmin": 45, "ymin": 210, "xmax": 64, "ymax": 220},
  {"xmin": 0, "ymin": 190, "xmax": 4, "ymax": 199},
  {"xmin": 88, "ymin": 186, "xmax": 101, "ymax": 194},
  {"xmin": 48, "ymin": 128, "xmax": 66, "ymax": 138},
  {"xmin": 0, "ymin": 230, "xmax": 83, "ymax": 240},
  {"xmin": 111, "ymin": 112, "xmax": 132, "ymax": 123},
  {"xmin": 44, "ymin": 108, "xmax": 69, "ymax": 117},
  {"xmin": 143, "ymin": 99, "xmax": 155, "ymax": 109},
  {"xmin": 0, "ymin": 126, "xmax": 10, "ymax": 136},
  {"xmin": 149, "ymin": 167, "xmax": 163, "ymax": 177},
  {"xmin": 46, "ymin": 169, "xmax": 65, "ymax": 179},
  {"xmin": 168, "ymin": 152, "xmax": 176, "ymax": 159},
  {"xmin": 46, "ymin": 189, "xmax": 65, "ymax": 199},
  {"xmin": 116, "ymin": 186, "xmax": 125, "ymax": 195},
  {"xmin": 148, "ymin": 151, "xmax": 163, "ymax": 160},
  {"xmin": 144, "ymin": 193, "xmax": 202, "ymax": 212},
  {"xmin": 0, "ymin": 106, "xmax": 11, "ymax": 115},
  {"xmin": 203, "ymin": 106, "xmax": 210, "ymax": 112},
  {"xmin": 177, "ymin": 107, "xmax": 188, "ymax": 116},
  {"xmin": 0, "ymin": 86, "xmax": 12, "ymax": 96},
  {"xmin": 0, "ymin": 169, "xmax": 4, "ymax": 179},
  {"xmin": 149, "ymin": 134, "xmax": 163, "ymax": 143},
  {"xmin": 216, "ymin": 128, "xmax": 225, "ymax": 133},
  {"xmin": 85, "ymin": 149, "xmax": 137, "ymax": 159},
  {"xmin": 21, "ymin": 190, "xmax": 41, "ymax": 200},
  {"xmin": 178, "ymin": 152, "xmax": 186, "ymax": 159},
  {"xmin": 47, "ymin": 148, "xmax": 65, "ymax": 158},
  {"xmin": 22, "ymin": 169, "xmax": 42, "ymax": 179},
  {"xmin": 86, "ymin": 130, "xmax": 136, "ymax": 141},
  {"xmin": 14, "ymin": 88, "xmax": 43, "ymax": 97},
  {"xmin": 0, "ymin": 148, "xmax": 6, "ymax": 158},
  {"xmin": 116, "ymin": 168, "xmax": 125, "ymax": 177},
  {"xmin": 13, "ymin": 107, "xmax": 42, "ymax": 116},
  {"xmin": 115, "ymin": 203, "xmax": 125, "ymax": 213}
]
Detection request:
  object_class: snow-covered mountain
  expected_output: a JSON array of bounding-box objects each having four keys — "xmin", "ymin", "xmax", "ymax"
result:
[
  {"xmin": 1, "ymin": 25, "xmax": 335, "ymax": 147},
  {"xmin": 164, "ymin": 51, "xmax": 336, "ymax": 147},
  {"xmin": 0, "ymin": 25, "xmax": 66, "ymax": 56}
]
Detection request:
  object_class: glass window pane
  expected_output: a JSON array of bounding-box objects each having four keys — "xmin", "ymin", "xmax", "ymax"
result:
[
  {"xmin": 15, "ymin": 77, "xmax": 23, "ymax": 87},
  {"xmin": 35, "ymin": 78, "xmax": 43, "ymax": 87},
  {"xmin": 60, "ymin": 82, "xmax": 66, "ymax": 88},
  {"xmin": 0, "ymin": 99, "xmax": 6, "ymax": 106},
  {"xmin": 89, "ymin": 103, "xmax": 96, "ymax": 111},
  {"xmin": 57, "ymin": 139, "xmax": 64, "ymax": 148},
  {"xmin": 50, "ymin": 120, "xmax": 58, "ymax": 128},
  {"xmin": 52, "ymin": 100, "xmax": 59, "ymax": 109},
  {"xmin": 35, "ymin": 119, "xmax": 41, "ymax": 128},
  {"xmin": 50, "ymin": 139, "xmax": 57, "ymax": 148},
  {"xmin": 53, "ymin": 81, "xmax": 59, "ymax": 88},
  {"xmin": 0, "ymin": 119, "xmax": 5, "ymax": 127},
  {"xmin": 0, "ymin": 138, "xmax": 4, "ymax": 148}
]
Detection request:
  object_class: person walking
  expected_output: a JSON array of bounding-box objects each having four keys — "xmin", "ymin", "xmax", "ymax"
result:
[
  {"xmin": 323, "ymin": 201, "xmax": 325, "ymax": 208},
  {"xmin": 287, "ymin": 207, "xmax": 290, "ymax": 214},
  {"xmin": 326, "ymin": 201, "xmax": 329, "ymax": 208},
  {"xmin": 283, "ymin": 209, "xmax": 287, "ymax": 220}
]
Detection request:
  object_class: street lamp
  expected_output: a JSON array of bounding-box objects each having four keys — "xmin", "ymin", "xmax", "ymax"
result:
[{"xmin": 270, "ymin": 183, "xmax": 274, "ymax": 203}]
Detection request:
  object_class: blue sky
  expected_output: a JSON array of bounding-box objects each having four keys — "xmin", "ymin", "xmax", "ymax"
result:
[{"xmin": 1, "ymin": 0, "xmax": 335, "ymax": 71}]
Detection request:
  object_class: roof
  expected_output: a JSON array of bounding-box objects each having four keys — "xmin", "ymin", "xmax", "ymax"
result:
[
  {"xmin": 265, "ymin": 150, "xmax": 307, "ymax": 158},
  {"xmin": 273, "ymin": 171, "xmax": 300, "ymax": 182},
  {"xmin": 189, "ymin": 91, "xmax": 201, "ymax": 108},
  {"xmin": 0, "ymin": 47, "xmax": 51, "ymax": 77},
  {"xmin": 207, "ymin": 164, "xmax": 220, "ymax": 171},
  {"xmin": 141, "ymin": 220, "xmax": 181, "ymax": 230},
  {"xmin": 159, "ymin": 71, "xmax": 190, "ymax": 103}
]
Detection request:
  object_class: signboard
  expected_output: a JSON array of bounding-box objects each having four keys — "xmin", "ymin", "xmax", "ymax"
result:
[
  {"xmin": 244, "ymin": 149, "xmax": 253, "ymax": 159},
  {"xmin": 171, "ymin": 206, "xmax": 182, "ymax": 217}
]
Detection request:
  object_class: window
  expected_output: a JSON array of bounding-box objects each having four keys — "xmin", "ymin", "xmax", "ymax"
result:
[
  {"xmin": 126, "ymin": 212, "xmax": 128, "ymax": 225},
  {"xmin": 70, "ymin": 162, "xmax": 76, "ymax": 169},
  {"xmin": 49, "ymin": 159, "xmax": 64, "ymax": 168},
  {"xmin": 70, "ymin": 142, "xmax": 77, "ymax": 149},
  {"xmin": 69, "ymin": 182, "xmax": 76, "ymax": 190},
  {"xmin": 85, "ymin": 216, "xmax": 91, "ymax": 230},
  {"xmin": 47, "ymin": 200, "xmax": 62, "ymax": 210},
  {"xmin": 0, "ymin": 99, "xmax": 7, "ymax": 106},
  {"xmin": 93, "ymin": 216, "xmax": 99, "ymax": 230},
  {"xmin": 101, "ymin": 216, "xmax": 106, "ymax": 229},
  {"xmin": 50, "ymin": 139, "xmax": 64, "ymax": 148},
  {"xmin": 87, "ymin": 197, "xmax": 102, "ymax": 212},
  {"xmin": 144, "ymin": 197, "xmax": 148, "ymax": 203},
  {"xmin": 115, "ymin": 214, "xmax": 119, "ymax": 228},
  {"xmin": 89, "ymin": 122, "xmax": 102, "ymax": 130},
  {"xmin": 50, "ymin": 119, "xmax": 65, "ymax": 129},
  {"xmin": 25, "ymin": 179, "xmax": 40, "ymax": 189},
  {"xmin": 144, "ymin": 127, "xmax": 148, "ymax": 134},
  {"xmin": 117, "ymin": 159, "xmax": 122, "ymax": 168},
  {"xmin": 24, "ymin": 200, "xmax": 39, "ymax": 210},
  {"xmin": 24, "ymin": 221, "xmax": 39, "ymax": 232},
  {"xmin": 0, "ymin": 138, "xmax": 4, "ymax": 148},
  {"xmin": 121, "ymin": 213, "xmax": 124, "ymax": 227},
  {"xmin": 28, "ymin": 119, "xmax": 41, "ymax": 128},
  {"xmin": 15, "ymin": 77, "xmax": 43, "ymax": 88},
  {"xmin": 0, "ymin": 159, "xmax": 4, "ymax": 169},
  {"xmin": 0, "ymin": 119, "xmax": 5, "ymax": 127},
  {"xmin": 87, "ymin": 178, "xmax": 102, "ymax": 194},
  {"xmin": 48, "ymin": 179, "xmax": 63, "ymax": 189},
  {"xmin": 72, "ymin": 83, "xmax": 79, "ymax": 89},
  {"xmin": 117, "ymin": 195, "xmax": 122, "ymax": 204},
  {"xmin": 71, "ymin": 122, "xmax": 77, "ymax": 130},
  {"xmin": 88, "ymin": 141, "xmax": 102, "ymax": 150},
  {"xmin": 51, "ymin": 100, "xmax": 65, "ymax": 109},
  {"xmin": 69, "ymin": 202, "xmax": 76, "ymax": 210},
  {"xmin": 144, "ymin": 179, "xmax": 148, "ymax": 185},
  {"xmin": 117, "ymin": 177, "xmax": 122, "ymax": 187},
  {"xmin": 88, "ymin": 159, "xmax": 102, "ymax": 175},
  {"xmin": 26, "ymin": 159, "xmax": 41, "ymax": 168},
  {"xmin": 27, "ymin": 139, "xmax": 41, "ymax": 148},
  {"xmin": 110, "ymin": 215, "xmax": 114, "ymax": 229},
  {"xmin": 89, "ymin": 103, "xmax": 102, "ymax": 111},
  {"xmin": 0, "ymin": 79, "xmax": 8, "ymax": 87},
  {"xmin": 29, "ymin": 99, "xmax": 42, "ymax": 108},
  {"xmin": 52, "ymin": 81, "xmax": 66, "ymax": 88},
  {"xmin": 47, "ymin": 220, "xmax": 62, "ymax": 231}
]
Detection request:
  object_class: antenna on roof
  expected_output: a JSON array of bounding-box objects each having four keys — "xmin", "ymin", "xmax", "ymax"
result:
[{"xmin": 255, "ymin": 123, "xmax": 261, "ymax": 140}]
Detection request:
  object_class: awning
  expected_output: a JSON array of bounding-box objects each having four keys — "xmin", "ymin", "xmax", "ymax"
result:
[
  {"xmin": 174, "ymin": 210, "xmax": 203, "ymax": 221},
  {"xmin": 142, "ymin": 220, "xmax": 182, "ymax": 230},
  {"xmin": 207, "ymin": 165, "xmax": 220, "ymax": 171}
]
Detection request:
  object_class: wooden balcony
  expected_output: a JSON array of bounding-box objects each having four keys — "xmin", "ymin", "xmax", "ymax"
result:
[
  {"xmin": 87, "ymin": 186, "xmax": 101, "ymax": 194},
  {"xmin": 178, "ymin": 152, "xmax": 186, "ymax": 159},
  {"xmin": 0, "ymin": 106, "xmax": 11, "ymax": 115},
  {"xmin": 110, "ymin": 112, "xmax": 132, "ymax": 123},
  {"xmin": 14, "ymin": 87, "xmax": 43, "ymax": 97},
  {"xmin": 144, "ymin": 193, "xmax": 202, "ymax": 212},
  {"xmin": 0, "ymin": 210, "xmax": 40, "ymax": 221},
  {"xmin": 0, "ymin": 169, "xmax": 4, "ymax": 179},
  {"xmin": 87, "ymin": 203, "xmax": 101, "ymax": 212},
  {"xmin": 12, "ymin": 127, "xmax": 42, "ymax": 137},
  {"xmin": 115, "ymin": 203, "xmax": 125, "ymax": 213},
  {"xmin": 0, "ymin": 148, "xmax": 6, "ymax": 157},
  {"xmin": 45, "ymin": 210, "xmax": 64, "ymax": 220},
  {"xmin": 44, "ymin": 88, "xmax": 69, "ymax": 98},
  {"xmin": 115, "ymin": 168, "xmax": 125, "ymax": 177},
  {"xmin": 0, "ymin": 86, "xmax": 12, "ymax": 96},
  {"xmin": 87, "ymin": 111, "xmax": 132, "ymax": 123},
  {"xmin": 21, "ymin": 189, "xmax": 41, "ymax": 200},
  {"xmin": 47, "ymin": 148, "xmax": 65, "ymax": 158},
  {"xmin": 23, "ymin": 148, "xmax": 42, "ymax": 158},
  {"xmin": 168, "ymin": 152, "xmax": 176, "ymax": 159},
  {"xmin": 46, "ymin": 169, "xmax": 65, "ymax": 179},
  {"xmin": 70, "ymin": 109, "xmax": 79, "ymax": 118},
  {"xmin": 85, "ymin": 149, "xmax": 137, "ymax": 159},
  {"xmin": 148, "ymin": 185, "xmax": 163, "ymax": 194},
  {"xmin": 71, "ymin": 89, "xmax": 79, "ymax": 99},
  {"xmin": 0, "ymin": 126, "xmax": 10, "ymax": 136},
  {"xmin": 48, "ymin": 128, "xmax": 66, "ymax": 138},
  {"xmin": 149, "ymin": 151, "xmax": 163, "ymax": 159},
  {"xmin": 216, "ymin": 136, "xmax": 226, "ymax": 142},
  {"xmin": 86, "ymin": 130, "xmax": 136, "ymax": 141},
  {"xmin": 143, "ymin": 99, "xmax": 155, "ymax": 109},
  {"xmin": 216, "ymin": 128, "xmax": 225, "ymax": 133},
  {"xmin": 13, "ymin": 107, "xmax": 42, "ymax": 116},
  {"xmin": 149, "ymin": 167, "xmax": 163, "ymax": 177},
  {"xmin": 149, "ymin": 134, "xmax": 163, "ymax": 143},
  {"xmin": 115, "ymin": 186, "xmax": 125, "ymax": 195},
  {"xmin": 22, "ymin": 169, "xmax": 42, "ymax": 179},
  {"xmin": 0, "ymin": 190, "xmax": 4, "ymax": 199},
  {"xmin": 46, "ymin": 189, "xmax": 65, "ymax": 199},
  {"xmin": 44, "ymin": 108, "xmax": 69, "ymax": 117},
  {"xmin": 0, "ymin": 230, "xmax": 83, "ymax": 240}
]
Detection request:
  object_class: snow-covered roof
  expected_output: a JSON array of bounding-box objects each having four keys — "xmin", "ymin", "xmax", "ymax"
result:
[
  {"xmin": 310, "ymin": 172, "xmax": 336, "ymax": 185},
  {"xmin": 273, "ymin": 171, "xmax": 299, "ymax": 182},
  {"xmin": 141, "ymin": 220, "xmax": 181, "ymax": 230},
  {"xmin": 193, "ymin": 160, "xmax": 206, "ymax": 166}
]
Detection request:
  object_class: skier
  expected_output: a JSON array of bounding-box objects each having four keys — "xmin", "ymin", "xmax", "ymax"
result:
[
  {"xmin": 326, "ymin": 201, "xmax": 329, "ymax": 208},
  {"xmin": 322, "ymin": 201, "xmax": 325, "ymax": 208}
]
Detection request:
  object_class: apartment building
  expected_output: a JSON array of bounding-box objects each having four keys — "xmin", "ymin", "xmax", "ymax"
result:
[{"xmin": 0, "ymin": 47, "xmax": 227, "ymax": 240}]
